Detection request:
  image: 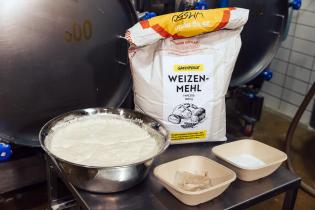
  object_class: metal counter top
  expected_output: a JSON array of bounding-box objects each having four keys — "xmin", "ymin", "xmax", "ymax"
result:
[{"xmin": 48, "ymin": 142, "xmax": 301, "ymax": 210}]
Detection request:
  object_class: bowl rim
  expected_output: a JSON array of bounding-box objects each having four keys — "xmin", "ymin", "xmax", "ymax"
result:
[
  {"xmin": 212, "ymin": 139, "xmax": 288, "ymax": 170},
  {"xmin": 153, "ymin": 155, "xmax": 237, "ymax": 195},
  {"xmin": 39, "ymin": 107, "xmax": 170, "ymax": 169}
]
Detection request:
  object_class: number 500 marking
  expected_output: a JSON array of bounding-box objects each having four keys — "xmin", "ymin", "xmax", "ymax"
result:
[{"xmin": 65, "ymin": 20, "xmax": 92, "ymax": 42}]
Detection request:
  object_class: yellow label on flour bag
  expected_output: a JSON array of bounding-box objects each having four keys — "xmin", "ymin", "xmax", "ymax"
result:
[
  {"xmin": 173, "ymin": 64, "xmax": 204, "ymax": 72},
  {"xmin": 126, "ymin": 8, "xmax": 249, "ymax": 47},
  {"xmin": 171, "ymin": 130, "xmax": 207, "ymax": 141},
  {"xmin": 140, "ymin": 9, "xmax": 227, "ymax": 38},
  {"xmin": 126, "ymin": 8, "xmax": 249, "ymax": 144}
]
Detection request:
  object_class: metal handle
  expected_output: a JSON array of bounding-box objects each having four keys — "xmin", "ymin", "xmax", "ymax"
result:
[
  {"xmin": 270, "ymin": 14, "xmax": 285, "ymax": 37},
  {"xmin": 115, "ymin": 35, "xmax": 129, "ymax": 66},
  {"xmin": 268, "ymin": 14, "xmax": 286, "ymax": 60},
  {"xmin": 133, "ymin": 0, "xmax": 145, "ymax": 12}
]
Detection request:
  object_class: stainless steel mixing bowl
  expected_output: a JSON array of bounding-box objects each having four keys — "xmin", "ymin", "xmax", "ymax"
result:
[{"xmin": 39, "ymin": 108, "xmax": 169, "ymax": 193}]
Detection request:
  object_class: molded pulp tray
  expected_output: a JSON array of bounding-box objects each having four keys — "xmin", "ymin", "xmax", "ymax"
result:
[
  {"xmin": 212, "ymin": 139, "xmax": 287, "ymax": 181},
  {"xmin": 153, "ymin": 156, "xmax": 236, "ymax": 206}
]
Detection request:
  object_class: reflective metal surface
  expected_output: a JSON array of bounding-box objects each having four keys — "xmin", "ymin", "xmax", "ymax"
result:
[
  {"xmin": 39, "ymin": 108, "xmax": 169, "ymax": 193},
  {"xmin": 228, "ymin": 0, "xmax": 288, "ymax": 86},
  {"xmin": 0, "ymin": 0, "xmax": 137, "ymax": 146},
  {"xmin": 47, "ymin": 141, "xmax": 301, "ymax": 210}
]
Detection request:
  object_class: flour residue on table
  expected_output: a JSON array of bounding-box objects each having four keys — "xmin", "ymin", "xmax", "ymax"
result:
[{"xmin": 45, "ymin": 115, "xmax": 159, "ymax": 167}]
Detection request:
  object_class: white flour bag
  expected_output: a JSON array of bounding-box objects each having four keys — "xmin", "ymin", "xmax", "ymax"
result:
[{"xmin": 126, "ymin": 8, "xmax": 249, "ymax": 144}]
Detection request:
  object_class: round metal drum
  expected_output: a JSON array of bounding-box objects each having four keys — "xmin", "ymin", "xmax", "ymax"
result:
[
  {"xmin": 0, "ymin": 0, "xmax": 137, "ymax": 146},
  {"xmin": 227, "ymin": 0, "xmax": 288, "ymax": 86}
]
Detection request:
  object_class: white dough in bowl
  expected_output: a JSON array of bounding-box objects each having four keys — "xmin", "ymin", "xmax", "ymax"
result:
[{"xmin": 45, "ymin": 115, "xmax": 160, "ymax": 167}]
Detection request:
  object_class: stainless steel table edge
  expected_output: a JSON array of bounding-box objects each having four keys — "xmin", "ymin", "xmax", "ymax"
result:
[{"xmin": 45, "ymin": 143, "xmax": 301, "ymax": 210}]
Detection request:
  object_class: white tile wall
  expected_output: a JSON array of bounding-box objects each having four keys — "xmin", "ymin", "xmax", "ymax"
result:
[
  {"xmin": 282, "ymin": 88, "xmax": 305, "ymax": 105},
  {"xmin": 301, "ymin": 111, "xmax": 312, "ymax": 124},
  {"xmin": 307, "ymin": 98, "xmax": 314, "ymax": 111},
  {"xmin": 309, "ymin": 1, "xmax": 315, "ymax": 11},
  {"xmin": 290, "ymin": 51, "xmax": 313, "ymax": 69},
  {"xmin": 295, "ymin": 25, "xmax": 315, "ymax": 42},
  {"xmin": 284, "ymin": 77, "xmax": 308, "ymax": 94},
  {"xmin": 289, "ymin": 23, "xmax": 296, "ymax": 36},
  {"xmin": 282, "ymin": 36, "xmax": 294, "ymax": 49},
  {"xmin": 301, "ymin": 0, "xmax": 313, "ymax": 10},
  {"xmin": 292, "ymin": 38, "xmax": 315, "ymax": 56},
  {"xmin": 271, "ymin": 72, "xmax": 286, "ymax": 86},
  {"xmin": 275, "ymin": 47, "xmax": 291, "ymax": 61},
  {"xmin": 301, "ymin": 0, "xmax": 315, "ymax": 12},
  {"xmin": 261, "ymin": 82, "xmax": 282, "ymax": 98},
  {"xmin": 292, "ymin": 9, "xmax": 299, "ymax": 22},
  {"xmin": 270, "ymin": 59, "xmax": 288, "ymax": 74},
  {"xmin": 287, "ymin": 64, "xmax": 311, "ymax": 82},
  {"xmin": 260, "ymin": 92, "xmax": 280, "ymax": 110},
  {"xmin": 310, "ymin": 71, "xmax": 315, "ymax": 83},
  {"xmin": 264, "ymin": 3, "xmax": 315, "ymax": 126},
  {"xmin": 279, "ymin": 101, "xmax": 298, "ymax": 117},
  {"xmin": 296, "ymin": 11, "xmax": 315, "ymax": 27},
  {"xmin": 278, "ymin": 101, "xmax": 311, "ymax": 124}
]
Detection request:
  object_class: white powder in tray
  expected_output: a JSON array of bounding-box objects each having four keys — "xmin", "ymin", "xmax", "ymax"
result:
[{"xmin": 227, "ymin": 154, "xmax": 266, "ymax": 169}]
